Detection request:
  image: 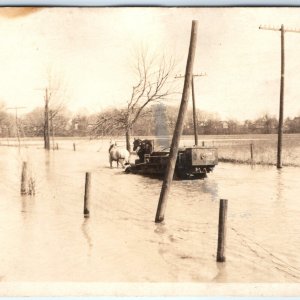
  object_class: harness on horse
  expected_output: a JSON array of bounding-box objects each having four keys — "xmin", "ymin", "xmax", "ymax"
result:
[{"xmin": 133, "ymin": 139, "xmax": 153, "ymax": 162}]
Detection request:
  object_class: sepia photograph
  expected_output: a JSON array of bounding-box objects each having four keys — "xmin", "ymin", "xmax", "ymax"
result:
[{"xmin": 0, "ymin": 6, "xmax": 299, "ymax": 296}]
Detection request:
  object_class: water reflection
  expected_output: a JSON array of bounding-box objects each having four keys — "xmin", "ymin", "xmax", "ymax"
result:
[
  {"xmin": 212, "ymin": 262, "xmax": 227, "ymax": 282},
  {"xmin": 276, "ymin": 169, "xmax": 284, "ymax": 202},
  {"xmin": 201, "ymin": 179, "xmax": 219, "ymax": 201},
  {"xmin": 154, "ymin": 222, "xmax": 167, "ymax": 235},
  {"xmin": 21, "ymin": 196, "xmax": 27, "ymax": 213},
  {"xmin": 153, "ymin": 223, "xmax": 171, "ymax": 260},
  {"xmin": 81, "ymin": 218, "xmax": 93, "ymax": 256},
  {"xmin": 44, "ymin": 151, "xmax": 55, "ymax": 181},
  {"xmin": 20, "ymin": 194, "xmax": 35, "ymax": 216}
]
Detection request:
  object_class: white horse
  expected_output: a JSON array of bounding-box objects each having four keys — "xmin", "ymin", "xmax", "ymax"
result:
[{"xmin": 108, "ymin": 143, "xmax": 130, "ymax": 168}]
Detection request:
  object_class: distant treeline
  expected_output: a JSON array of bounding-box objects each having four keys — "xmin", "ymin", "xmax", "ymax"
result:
[{"xmin": 0, "ymin": 103, "xmax": 300, "ymax": 138}]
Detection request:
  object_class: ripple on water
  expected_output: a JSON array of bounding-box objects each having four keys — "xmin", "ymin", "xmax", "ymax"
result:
[{"xmin": 0, "ymin": 141, "xmax": 299, "ymax": 282}]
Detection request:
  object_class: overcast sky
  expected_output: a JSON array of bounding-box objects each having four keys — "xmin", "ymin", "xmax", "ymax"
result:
[{"xmin": 0, "ymin": 7, "xmax": 300, "ymax": 121}]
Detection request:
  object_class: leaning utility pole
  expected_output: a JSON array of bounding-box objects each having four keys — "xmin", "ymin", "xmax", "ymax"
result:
[
  {"xmin": 7, "ymin": 106, "xmax": 26, "ymax": 148},
  {"xmin": 259, "ymin": 24, "xmax": 300, "ymax": 168},
  {"xmin": 155, "ymin": 20, "xmax": 198, "ymax": 223},
  {"xmin": 175, "ymin": 73, "xmax": 206, "ymax": 146}
]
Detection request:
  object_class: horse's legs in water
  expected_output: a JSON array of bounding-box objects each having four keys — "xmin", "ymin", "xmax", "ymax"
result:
[
  {"xmin": 110, "ymin": 157, "xmax": 113, "ymax": 168},
  {"xmin": 117, "ymin": 159, "xmax": 119, "ymax": 168},
  {"xmin": 120, "ymin": 159, "xmax": 125, "ymax": 168}
]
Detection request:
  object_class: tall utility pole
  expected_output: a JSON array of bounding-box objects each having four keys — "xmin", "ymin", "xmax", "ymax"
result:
[
  {"xmin": 259, "ymin": 24, "xmax": 300, "ymax": 169},
  {"xmin": 155, "ymin": 20, "xmax": 198, "ymax": 223},
  {"xmin": 7, "ymin": 106, "xmax": 26, "ymax": 148},
  {"xmin": 175, "ymin": 73, "xmax": 206, "ymax": 146}
]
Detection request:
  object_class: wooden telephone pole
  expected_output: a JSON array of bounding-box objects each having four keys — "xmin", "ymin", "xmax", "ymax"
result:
[
  {"xmin": 155, "ymin": 20, "xmax": 198, "ymax": 223},
  {"xmin": 259, "ymin": 24, "xmax": 300, "ymax": 168},
  {"xmin": 175, "ymin": 73, "xmax": 206, "ymax": 146}
]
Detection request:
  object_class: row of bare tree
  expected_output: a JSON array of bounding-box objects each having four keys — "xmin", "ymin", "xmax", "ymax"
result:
[
  {"xmin": 1, "ymin": 103, "xmax": 300, "ymax": 142},
  {"xmin": 0, "ymin": 50, "xmax": 300, "ymax": 150}
]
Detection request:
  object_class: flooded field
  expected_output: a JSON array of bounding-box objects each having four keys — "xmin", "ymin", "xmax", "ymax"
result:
[
  {"xmin": 0, "ymin": 136, "xmax": 300, "ymax": 293},
  {"xmin": 180, "ymin": 133, "xmax": 300, "ymax": 166}
]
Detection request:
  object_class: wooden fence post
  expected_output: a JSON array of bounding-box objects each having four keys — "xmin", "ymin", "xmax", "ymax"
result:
[
  {"xmin": 83, "ymin": 172, "xmax": 91, "ymax": 217},
  {"xmin": 217, "ymin": 199, "xmax": 228, "ymax": 262}
]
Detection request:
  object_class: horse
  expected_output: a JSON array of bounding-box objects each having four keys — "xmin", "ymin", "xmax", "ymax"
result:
[
  {"xmin": 133, "ymin": 138, "xmax": 153, "ymax": 162},
  {"xmin": 108, "ymin": 143, "xmax": 130, "ymax": 168}
]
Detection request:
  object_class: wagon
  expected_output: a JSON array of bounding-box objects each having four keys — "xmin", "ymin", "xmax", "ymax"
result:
[{"xmin": 125, "ymin": 145, "xmax": 218, "ymax": 180}]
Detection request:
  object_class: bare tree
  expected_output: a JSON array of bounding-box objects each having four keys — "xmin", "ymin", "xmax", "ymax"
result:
[
  {"xmin": 92, "ymin": 107, "xmax": 131, "ymax": 141},
  {"xmin": 123, "ymin": 51, "xmax": 176, "ymax": 151},
  {"xmin": 43, "ymin": 70, "xmax": 69, "ymax": 149},
  {"xmin": 93, "ymin": 50, "xmax": 176, "ymax": 151},
  {"xmin": 0, "ymin": 101, "xmax": 15, "ymax": 138}
]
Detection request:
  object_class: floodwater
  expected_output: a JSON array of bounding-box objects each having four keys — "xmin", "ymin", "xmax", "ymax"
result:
[{"xmin": 0, "ymin": 138, "xmax": 300, "ymax": 285}]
